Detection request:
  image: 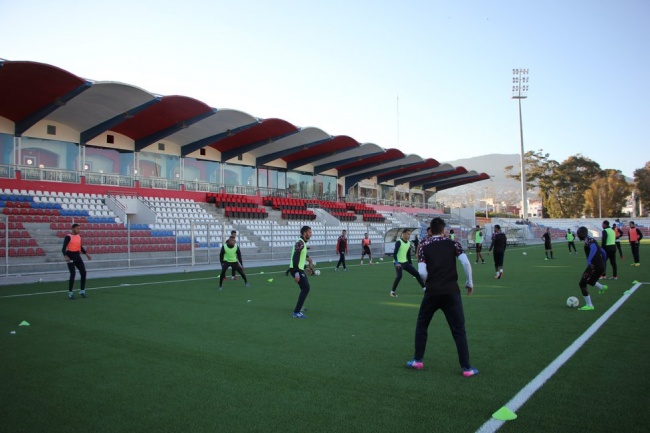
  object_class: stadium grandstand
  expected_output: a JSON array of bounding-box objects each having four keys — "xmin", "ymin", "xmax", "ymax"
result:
[{"xmin": 4, "ymin": 58, "xmax": 647, "ymax": 277}]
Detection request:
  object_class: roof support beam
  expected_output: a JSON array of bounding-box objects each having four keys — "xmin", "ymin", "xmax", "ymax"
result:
[
  {"xmin": 408, "ymin": 170, "xmax": 466, "ymax": 188},
  {"xmin": 421, "ymin": 173, "xmax": 479, "ymax": 190},
  {"xmin": 287, "ymin": 143, "xmax": 358, "ymax": 170},
  {"xmin": 15, "ymin": 81, "xmax": 93, "ymax": 136},
  {"xmin": 313, "ymin": 150, "xmax": 385, "ymax": 174},
  {"xmin": 256, "ymin": 137, "xmax": 332, "ymax": 166},
  {"xmin": 134, "ymin": 108, "xmax": 216, "ymax": 151},
  {"xmin": 393, "ymin": 166, "xmax": 458, "ymax": 186},
  {"xmin": 80, "ymin": 97, "xmax": 162, "ymax": 144},
  {"xmin": 219, "ymin": 129, "xmax": 302, "ymax": 162},
  {"xmin": 180, "ymin": 121, "xmax": 259, "ymax": 157},
  {"xmin": 376, "ymin": 161, "xmax": 438, "ymax": 184}
]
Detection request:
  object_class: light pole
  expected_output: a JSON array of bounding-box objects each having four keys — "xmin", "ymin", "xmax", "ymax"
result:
[
  {"xmin": 598, "ymin": 188, "xmax": 602, "ymax": 219},
  {"xmin": 512, "ymin": 68, "xmax": 529, "ymax": 219},
  {"xmin": 485, "ymin": 187, "xmax": 488, "ymax": 218}
]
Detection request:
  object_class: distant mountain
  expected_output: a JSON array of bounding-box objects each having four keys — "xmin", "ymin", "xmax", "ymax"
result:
[{"xmin": 435, "ymin": 154, "xmax": 526, "ymax": 207}]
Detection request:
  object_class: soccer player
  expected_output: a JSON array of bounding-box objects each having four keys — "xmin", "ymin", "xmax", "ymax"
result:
[
  {"xmin": 627, "ymin": 221, "xmax": 643, "ymax": 266},
  {"xmin": 612, "ymin": 223, "xmax": 624, "ymax": 259},
  {"xmin": 406, "ymin": 217, "xmax": 478, "ymax": 377},
  {"xmin": 542, "ymin": 228, "xmax": 554, "ymax": 260},
  {"xmin": 390, "ymin": 229, "xmax": 425, "ymax": 297},
  {"xmin": 449, "ymin": 229, "xmax": 455, "ymax": 241},
  {"xmin": 228, "ymin": 230, "xmax": 238, "ymax": 280},
  {"xmin": 566, "ymin": 228, "xmax": 577, "ymax": 253},
  {"xmin": 290, "ymin": 226, "xmax": 312, "ymax": 318},
  {"xmin": 488, "ymin": 224, "xmax": 507, "ymax": 279},
  {"xmin": 218, "ymin": 236, "xmax": 249, "ymax": 289},
  {"xmin": 601, "ymin": 220, "xmax": 618, "ymax": 280},
  {"xmin": 360, "ymin": 233, "xmax": 373, "ymax": 265},
  {"xmin": 62, "ymin": 223, "xmax": 92, "ymax": 300},
  {"xmin": 286, "ymin": 255, "xmax": 314, "ymax": 276},
  {"xmin": 576, "ymin": 226, "xmax": 608, "ymax": 311},
  {"xmin": 335, "ymin": 229, "xmax": 348, "ymax": 271},
  {"xmin": 474, "ymin": 225, "xmax": 485, "ymax": 264}
]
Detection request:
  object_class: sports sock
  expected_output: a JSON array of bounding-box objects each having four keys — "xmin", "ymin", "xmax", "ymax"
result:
[{"xmin": 583, "ymin": 295, "xmax": 593, "ymax": 307}]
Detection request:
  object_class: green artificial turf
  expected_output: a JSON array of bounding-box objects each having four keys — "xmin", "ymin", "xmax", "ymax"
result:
[{"xmin": 1, "ymin": 244, "xmax": 649, "ymax": 433}]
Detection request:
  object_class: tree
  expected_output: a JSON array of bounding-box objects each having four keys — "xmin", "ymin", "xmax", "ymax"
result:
[
  {"xmin": 506, "ymin": 152, "xmax": 602, "ymax": 218},
  {"xmin": 544, "ymin": 155, "xmax": 601, "ymax": 218},
  {"xmin": 584, "ymin": 170, "xmax": 631, "ymax": 217},
  {"xmin": 504, "ymin": 149, "xmax": 558, "ymax": 217},
  {"xmin": 633, "ymin": 161, "xmax": 650, "ymax": 216}
]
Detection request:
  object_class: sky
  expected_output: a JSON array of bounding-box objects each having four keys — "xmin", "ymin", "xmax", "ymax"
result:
[{"xmin": 2, "ymin": 0, "xmax": 649, "ymax": 178}]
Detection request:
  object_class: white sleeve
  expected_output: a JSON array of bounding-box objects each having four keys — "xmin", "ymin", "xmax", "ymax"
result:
[
  {"xmin": 418, "ymin": 262, "xmax": 428, "ymax": 281},
  {"xmin": 458, "ymin": 253, "xmax": 473, "ymax": 288}
]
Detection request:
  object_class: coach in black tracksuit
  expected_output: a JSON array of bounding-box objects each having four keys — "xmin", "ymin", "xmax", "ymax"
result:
[
  {"xmin": 489, "ymin": 224, "xmax": 507, "ymax": 279},
  {"xmin": 411, "ymin": 217, "xmax": 477, "ymax": 376}
]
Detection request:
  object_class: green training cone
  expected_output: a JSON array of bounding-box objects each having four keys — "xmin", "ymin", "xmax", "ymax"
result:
[
  {"xmin": 492, "ymin": 406, "xmax": 517, "ymax": 421},
  {"xmin": 260, "ymin": 271, "xmax": 265, "ymax": 274},
  {"xmin": 267, "ymin": 278, "xmax": 274, "ymax": 282},
  {"xmin": 632, "ymin": 280, "xmax": 639, "ymax": 284},
  {"xmin": 624, "ymin": 290, "xmax": 631, "ymax": 295},
  {"xmin": 19, "ymin": 321, "xmax": 30, "ymax": 326}
]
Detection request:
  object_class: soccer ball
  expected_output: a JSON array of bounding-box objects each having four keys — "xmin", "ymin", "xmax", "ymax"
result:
[
  {"xmin": 380, "ymin": 257, "xmax": 384, "ymax": 261},
  {"xmin": 314, "ymin": 270, "xmax": 321, "ymax": 276},
  {"xmin": 522, "ymin": 252, "xmax": 527, "ymax": 256},
  {"xmin": 37, "ymin": 278, "xmax": 44, "ymax": 283},
  {"xmin": 566, "ymin": 296, "xmax": 579, "ymax": 308}
]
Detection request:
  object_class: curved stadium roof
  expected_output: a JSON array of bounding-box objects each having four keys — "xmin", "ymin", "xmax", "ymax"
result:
[{"xmin": 0, "ymin": 59, "xmax": 489, "ymax": 191}]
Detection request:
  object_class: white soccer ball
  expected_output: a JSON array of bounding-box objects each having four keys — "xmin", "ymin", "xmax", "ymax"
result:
[
  {"xmin": 314, "ymin": 270, "xmax": 321, "ymax": 276},
  {"xmin": 38, "ymin": 278, "xmax": 44, "ymax": 283},
  {"xmin": 522, "ymin": 252, "xmax": 527, "ymax": 256},
  {"xmin": 566, "ymin": 296, "xmax": 579, "ymax": 308},
  {"xmin": 312, "ymin": 261, "xmax": 317, "ymax": 266},
  {"xmin": 380, "ymin": 257, "xmax": 384, "ymax": 261}
]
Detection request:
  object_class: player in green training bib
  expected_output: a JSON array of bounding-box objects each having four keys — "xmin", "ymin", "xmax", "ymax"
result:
[
  {"xmin": 390, "ymin": 229, "xmax": 425, "ymax": 297},
  {"xmin": 290, "ymin": 226, "xmax": 312, "ymax": 318},
  {"xmin": 218, "ymin": 236, "xmax": 249, "ymax": 289}
]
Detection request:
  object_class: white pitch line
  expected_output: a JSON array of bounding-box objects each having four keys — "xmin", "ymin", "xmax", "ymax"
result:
[
  {"xmin": 475, "ymin": 282, "xmax": 643, "ymax": 433},
  {"xmin": 0, "ymin": 270, "xmax": 290, "ymax": 299}
]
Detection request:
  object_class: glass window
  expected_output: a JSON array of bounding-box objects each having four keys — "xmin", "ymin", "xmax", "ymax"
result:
[
  {"xmin": 380, "ymin": 184, "xmax": 394, "ymax": 201},
  {"xmin": 184, "ymin": 157, "xmax": 220, "ymax": 183},
  {"xmin": 314, "ymin": 174, "xmax": 337, "ymax": 200},
  {"xmin": 85, "ymin": 146, "xmax": 132, "ymax": 174},
  {"xmin": 0, "ymin": 133, "xmax": 14, "ymax": 165},
  {"xmin": 20, "ymin": 137, "xmax": 79, "ymax": 170},
  {"xmin": 223, "ymin": 164, "xmax": 256, "ymax": 187},
  {"xmin": 287, "ymin": 171, "xmax": 313, "ymax": 197},
  {"xmin": 138, "ymin": 151, "xmax": 180, "ymax": 179}
]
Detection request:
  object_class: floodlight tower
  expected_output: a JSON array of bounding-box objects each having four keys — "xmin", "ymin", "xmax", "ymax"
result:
[{"xmin": 512, "ymin": 68, "xmax": 529, "ymax": 219}]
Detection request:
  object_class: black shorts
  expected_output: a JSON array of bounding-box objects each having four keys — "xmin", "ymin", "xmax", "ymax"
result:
[
  {"xmin": 362, "ymin": 245, "xmax": 371, "ymax": 255},
  {"xmin": 580, "ymin": 264, "xmax": 604, "ymax": 287},
  {"xmin": 476, "ymin": 244, "xmax": 482, "ymax": 253},
  {"xmin": 545, "ymin": 242, "xmax": 552, "ymax": 250}
]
